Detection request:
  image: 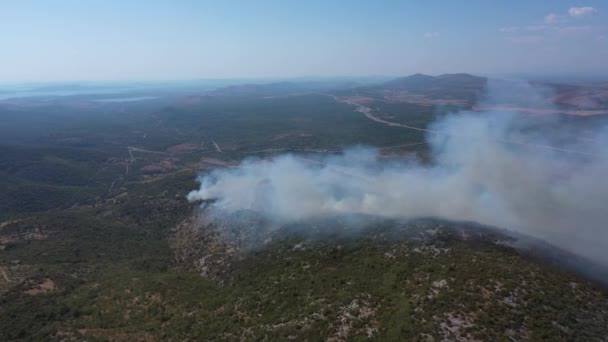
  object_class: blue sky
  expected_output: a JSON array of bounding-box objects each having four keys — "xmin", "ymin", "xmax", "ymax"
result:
[{"xmin": 1, "ymin": 1, "xmax": 606, "ymax": 81}]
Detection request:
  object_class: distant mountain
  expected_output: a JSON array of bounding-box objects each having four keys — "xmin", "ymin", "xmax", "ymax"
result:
[
  {"xmin": 206, "ymin": 74, "xmax": 489, "ymax": 102},
  {"xmin": 382, "ymin": 73, "xmax": 436, "ymax": 90},
  {"xmin": 210, "ymin": 80, "xmax": 363, "ymax": 98},
  {"xmin": 358, "ymin": 73, "xmax": 488, "ymax": 105},
  {"xmin": 382, "ymin": 73, "xmax": 487, "ymax": 92},
  {"xmin": 210, "ymin": 82, "xmax": 310, "ymax": 97}
]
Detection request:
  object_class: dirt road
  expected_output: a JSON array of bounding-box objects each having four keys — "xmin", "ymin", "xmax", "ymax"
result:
[
  {"xmin": 336, "ymin": 96, "xmax": 595, "ymax": 156},
  {"xmin": 212, "ymin": 140, "xmax": 222, "ymax": 153},
  {"xmin": 0, "ymin": 267, "xmax": 10, "ymax": 283}
]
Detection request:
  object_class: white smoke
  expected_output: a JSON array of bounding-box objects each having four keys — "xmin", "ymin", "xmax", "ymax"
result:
[{"xmin": 188, "ymin": 82, "xmax": 608, "ymax": 266}]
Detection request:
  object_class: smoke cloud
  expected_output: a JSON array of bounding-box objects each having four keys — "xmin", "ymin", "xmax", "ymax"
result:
[{"xmin": 188, "ymin": 82, "xmax": 608, "ymax": 266}]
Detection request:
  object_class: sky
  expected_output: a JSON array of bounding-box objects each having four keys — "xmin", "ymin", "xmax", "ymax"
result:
[{"xmin": 1, "ymin": 0, "xmax": 607, "ymax": 82}]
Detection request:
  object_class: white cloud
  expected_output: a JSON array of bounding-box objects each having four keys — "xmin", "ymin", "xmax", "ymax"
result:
[
  {"xmin": 568, "ymin": 7, "xmax": 598, "ymax": 18},
  {"xmin": 526, "ymin": 25, "xmax": 546, "ymax": 31},
  {"xmin": 557, "ymin": 25, "xmax": 594, "ymax": 35},
  {"xmin": 423, "ymin": 32, "xmax": 440, "ymax": 38},
  {"xmin": 545, "ymin": 13, "xmax": 567, "ymax": 24},
  {"xmin": 502, "ymin": 8, "xmax": 599, "ymax": 40},
  {"xmin": 499, "ymin": 26, "xmax": 519, "ymax": 33}
]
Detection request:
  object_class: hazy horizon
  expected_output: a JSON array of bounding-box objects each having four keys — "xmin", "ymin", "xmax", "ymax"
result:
[
  {"xmin": 2, "ymin": 1, "xmax": 607, "ymax": 82},
  {"xmin": 2, "ymin": 72, "xmax": 608, "ymax": 87}
]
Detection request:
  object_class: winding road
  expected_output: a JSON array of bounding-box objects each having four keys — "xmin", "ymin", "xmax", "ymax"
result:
[{"xmin": 337, "ymin": 97, "xmax": 595, "ymax": 156}]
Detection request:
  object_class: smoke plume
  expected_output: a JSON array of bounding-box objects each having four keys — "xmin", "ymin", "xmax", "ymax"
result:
[{"xmin": 188, "ymin": 82, "xmax": 608, "ymax": 266}]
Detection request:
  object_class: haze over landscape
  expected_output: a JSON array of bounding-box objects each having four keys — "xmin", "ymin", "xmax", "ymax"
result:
[{"xmin": 1, "ymin": 1, "xmax": 608, "ymax": 341}]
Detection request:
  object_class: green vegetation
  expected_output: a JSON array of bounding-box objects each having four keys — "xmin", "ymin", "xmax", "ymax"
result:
[
  {"xmin": 1, "ymin": 80, "xmax": 607, "ymax": 340},
  {"xmin": 157, "ymin": 94, "xmax": 427, "ymax": 152},
  {"xmin": 2, "ymin": 218, "xmax": 607, "ymax": 340}
]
